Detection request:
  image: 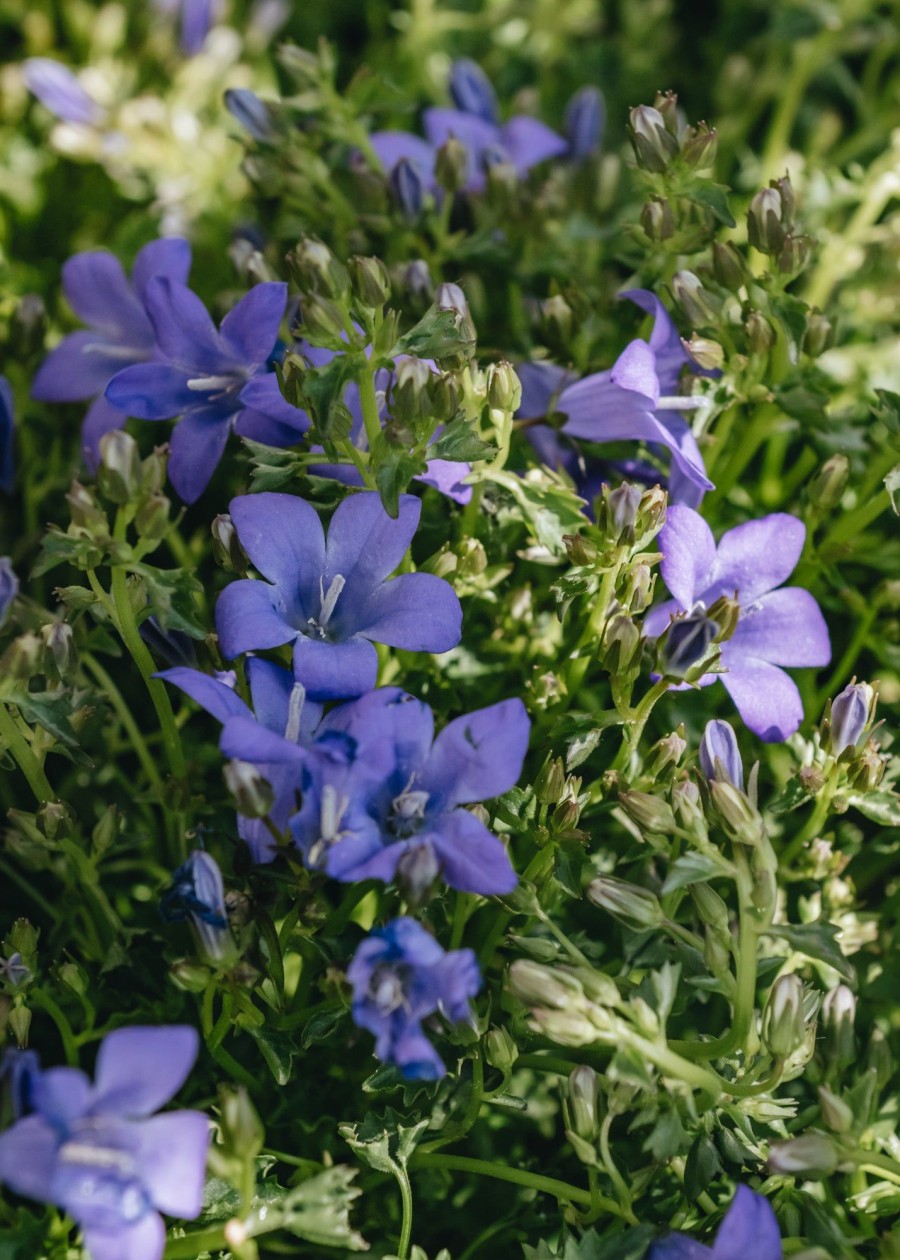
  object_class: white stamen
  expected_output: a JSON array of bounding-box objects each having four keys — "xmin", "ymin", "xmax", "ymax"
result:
[
  {"xmin": 187, "ymin": 374, "xmax": 236, "ymax": 392},
  {"xmin": 284, "ymin": 681, "xmax": 306, "ymax": 743},
  {"xmin": 655, "ymin": 395, "xmax": 709, "ymax": 411},
  {"xmin": 318, "ymin": 573, "xmax": 346, "ymax": 628}
]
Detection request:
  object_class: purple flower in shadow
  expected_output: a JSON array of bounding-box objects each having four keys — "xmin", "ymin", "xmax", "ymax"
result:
[
  {"xmin": 105, "ymin": 279, "xmax": 287, "ymax": 502},
  {"xmin": 31, "ymin": 240, "xmax": 191, "ymax": 468},
  {"xmin": 644, "ymin": 505, "xmax": 831, "ymax": 741},
  {"xmin": 348, "ymin": 917, "xmax": 481, "ymax": 1078},
  {"xmin": 152, "ymin": 0, "xmax": 218, "ymax": 54},
  {"xmin": 215, "ymin": 492, "xmax": 463, "ymax": 701},
  {"xmin": 0, "ymin": 1027, "xmax": 208, "ymax": 1260},
  {"xmin": 0, "ymin": 376, "xmax": 15, "ymax": 492},
  {"xmin": 649, "ymin": 1184, "xmax": 782, "ymax": 1259}
]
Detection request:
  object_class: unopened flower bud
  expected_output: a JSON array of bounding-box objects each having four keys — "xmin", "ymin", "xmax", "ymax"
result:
[
  {"xmin": 818, "ymin": 1085, "xmax": 853, "ymax": 1134},
  {"xmin": 803, "ymin": 310, "xmax": 834, "ymax": 357},
  {"xmin": 2, "ymin": 632, "xmax": 43, "ymax": 681},
  {"xmin": 211, "ymin": 514, "xmax": 245, "ymax": 572},
  {"xmin": 540, "ymin": 293, "xmax": 573, "ymax": 345},
  {"xmin": 641, "ymin": 197, "xmax": 675, "ymax": 242},
  {"xmin": 691, "ymin": 882, "xmax": 731, "ymax": 937},
  {"xmin": 40, "ymin": 622, "xmax": 77, "ymax": 680},
  {"xmin": 762, "ymin": 973, "xmax": 805, "ymax": 1059},
  {"xmin": 567, "ymin": 1064, "xmax": 600, "ymax": 1141},
  {"xmin": 389, "ymin": 157, "xmax": 425, "ymax": 220},
  {"xmin": 169, "ymin": 959, "xmax": 212, "ymax": 993},
  {"xmin": 672, "ymin": 777, "xmax": 706, "ymax": 832},
  {"xmin": 484, "ymin": 1025, "xmax": 518, "ymax": 1075},
  {"xmin": 822, "ymin": 984, "xmax": 855, "ymax": 1070},
  {"xmin": 646, "ymin": 729, "xmax": 687, "ymax": 777},
  {"xmin": 776, "ymin": 233, "xmax": 811, "ymax": 276},
  {"xmin": 808, "ymin": 454, "xmax": 849, "ymax": 514},
  {"xmin": 628, "ymin": 104, "xmax": 678, "ymax": 172},
  {"xmin": 535, "ymin": 757, "xmax": 566, "ymax": 806},
  {"xmin": 67, "ymin": 481, "xmax": 107, "ymax": 531},
  {"xmin": 587, "ymin": 876, "xmax": 664, "ymax": 931},
  {"xmin": 710, "ymin": 778, "xmax": 762, "ymax": 844},
  {"xmin": 348, "ymin": 255, "xmax": 391, "ymax": 309},
  {"xmin": 704, "ymin": 925, "xmax": 731, "ymax": 976},
  {"xmin": 768, "ymin": 1133, "xmax": 839, "ymax": 1176},
  {"xmin": 747, "ymin": 186, "xmax": 785, "ymax": 253},
  {"xmin": 507, "ymin": 959, "xmax": 586, "ymax": 1010},
  {"xmin": 0, "ymin": 558, "xmax": 17, "ymax": 631},
  {"xmin": 671, "ymin": 271, "xmax": 721, "ymax": 327},
  {"xmin": 300, "ymin": 294, "xmax": 348, "ymax": 345},
  {"xmin": 396, "ymin": 843, "xmax": 440, "ymax": 906},
  {"xmin": 487, "ymin": 361, "xmax": 522, "ymax": 413},
  {"xmin": 683, "ymin": 335, "xmax": 724, "ymax": 371},
  {"xmin": 224, "ymin": 760, "xmax": 274, "ymax": 818},
  {"xmin": 699, "ymin": 719, "xmax": 743, "ymax": 788},
  {"xmin": 653, "ymin": 90, "xmax": 680, "ymax": 133},
  {"xmin": 563, "ymin": 532, "xmax": 598, "ymax": 566},
  {"xmin": 619, "ymin": 791, "xmax": 676, "ymax": 835},
  {"xmin": 624, "ymin": 561, "xmax": 653, "ymax": 613},
  {"xmin": 744, "ymin": 310, "xmax": 775, "ymax": 354},
  {"xmin": 607, "ymin": 482, "xmax": 643, "ymax": 540},
  {"xmin": 220, "ymin": 1085, "xmax": 265, "ymax": 1158},
  {"xmin": 8, "ymin": 1004, "xmax": 31, "ymax": 1048},
  {"xmin": 828, "ymin": 681, "xmax": 874, "ymax": 756},
  {"xmin": 706, "ymin": 593, "xmax": 741, "ymax": 642},
  {"xmin": 287, "ymin": 237, "xmax": 349, "ymax": 299},
  {"xmin": 401, "ymin": 259, "xmax": 433, "ymax": 303},
  {"xmin": 565, "ymin": 87, "xmax": 604, "ymax": 161},
  {"xmin": 657, "ymin": 608, "xmax": 717, "ymax": 678},
  {"xmin": 36, "ymin": 800, "xmax": 71, "ymax": 842},
  {"xmin": 449, "ymin": 58, "xmax": 498, "ymax": 124},
  {"xmin": 135, "ymin": 492, "xmax": 170, "ymax": 542},
  {"xmin": 711, "ymin": 241, "xmax": 746, "ymax": 291},
  {"xmin": 681, "ymin": 123, "xmax": 717, "ymax": 169},
  {"xmin": 10, "ymin": 294, "xmax": 47, "ymax": 360},
  {"xmin": 435, "ymin": 282, "xmax": 476, "ymax": 344},
  {"xmin": 847, "ymin": 740, "xmax": 885, "ymax": 792},
  {"xmin": 224, "ymin": 87, "xmax": 274, "ymax": 141},
  {"xmin": 435, "ymin": 136, "xmax": 469, "ymax": 193},
  {"xmin": 601, "ymin": 611, "xmax": 641, "ymax": 674},
  {"xmin": 98, "ymin": 429, "xmax": 141, "ymax": 504}
]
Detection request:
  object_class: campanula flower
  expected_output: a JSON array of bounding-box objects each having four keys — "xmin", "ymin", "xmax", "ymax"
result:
[
  {"xmin": 0, "ymin": 557, "xmax": 18, "ymax": 631},
  {"xmin": 828, "ymin": 681, "xmax": 874, "ymax": 756},
  {"xmin": 0, "ymin": 376, "xmax": 15, "ymax": 492},
  {"xmin": 31, "ymin": 240, "xmax": 192, "ymax": 467},
  {"xmin": 105, "ymin": 279, "xmax": 288, "ymax": 502},
  {"xmin": 23, "ymin": 59, "xmax": 105, "ymax": 126},
  {"xmin": 0, "ymin": 952, "xmax": 30, "ymax": 987},
  {"xmin": 287, "ymin": 686, "xmax": 527, "ymax": 895},
  {"xmin": 215, "ymin": 492, "xmax": 463, "ymax": 700},
  {"xmin": 699, "ymin": 720, "xmax": 744, "ymax": 789},
  {"xmin": 0, "ymin": 1048, "xmax": 40, "ymax": 1120},
  {"xmin": 152, "ymin": 0, "xmax": 218, "ymax": 54},
  {"xmin": 644, "ymin": 506, "xmax": 831, "ymax": 741},
  {"xmin": 347, "ymin": 917, "xmax": 481, "ymax": 1078},
  {"xmin": 565, "ymin": 86, "xmax": 605, "ymax": 160},
  {"xmin": 160, "ymin": 659, "xmax": 322, "ymax": 862},
  {"xmin": 649, "ymin": 1184, "xmax": 782, "ymax": 1259},
  {"xmin": 0, "ymin": 1026, "xmax": 209, "ymax": 1260},
  {"xmin": 224, "ymin": 88, "xmax": 275, "ymax": 141},
  {"xmin": 160, "ymin": 850, "xmax": 233, "ymax": 962}
]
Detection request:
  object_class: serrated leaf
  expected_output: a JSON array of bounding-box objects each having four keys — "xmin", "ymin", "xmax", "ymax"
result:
[
  {"xmin": 684, "ymin": 1133, "xmax": 724, "ymax": 1200},
  {"xmin": 847, "ymin": 789, "xmax": 900, "ymax": 825},
  {"xmin": 687, "ymin": 180, "xmax": 736, "ymax": 227},
  {"xmin": 426, "ymin": 417, "xmax": 494, "ymax": 463},
  {"xmin": 271, "ymin": 1165, "xmax": 368, "ymax": 1251},
  {"xmin": 339, "ymin": 1108, "xmax": 428, "ymax": 1176},
  {"xmin": 662, "ymin": 851, "xmax": 726, "ymax": 893},
  {"xmin": 10, "ymin": 690, "xmax": 83, "ymax": 753},
  {"xmin": 392, "ymin": 306, "xmax": 474, "ymax": 364},
  {"xmin": 490, "ymin": 468, "xmax": 587, "ymax": 554},
  {"xmin": 372, "ymin": 442, "xmax": 425, "ymax": 518},
  {"xmin": 769, "ymin": 776, "xmax": 814, "ymax": 814},
  {"xmin": 767, "ymin": 921, "xmax": 856, "ymax": 983}
]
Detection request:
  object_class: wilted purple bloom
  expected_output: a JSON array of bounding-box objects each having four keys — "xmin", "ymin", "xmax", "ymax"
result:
[
  {"xmin": 649, "ymin": 1184, "xmax": 782, "ymax": 1259},
  {"xmin": 23, "ymin": 59, "xmax": 105, "ymax": 126},
  {"xmin": 152, "ymin": 0, "xmax": 218, "ymax": 54},
  {"xmin": 105, "ymin": 279, "xmax": 287, "ymax": 502},
  {"xmin": 565, "ymin": 86, "xmax": 605, "ymax": 160},
  {"xmin": 348, "ymin": 917, "xmax": 481, "ymax": 1078},
  {"xmin": 699, "ymin": 719, "xmax": 744, "ymax": 789},
  {"xmin": 161, "ymin": 850, "xmax": 233, "ymax": 962},
  {"xmin": 160, "ymin": 659, "xmax": 322, "ymax": 862},
  {"xmin": 216, "ymin": 492, "xmax": 463, "ymax": 701},
  {"xmin": 0, "ymin": 376, "xmax": 15, "ymax": 492},
  {"xmin": 645, "ymin": 506, "xmax": 831, "ymax": 741},
  {"xmin": 0, "ymin": 557, "xmax": 18, "ymax": 631},
  {"xmin": 829, "ymin": 681, "xmax": 873, "ymax": 756},
  {"xmin": 31, "ymin": 240, "xmax": 192, "ymax": 468},
  {"xmin": 287, "ymin": 686, "xmax": 527, "ymax": 895},
  {"xmin": 0, "ymin": 1026, "xmax": 209, "ymax": 1260},
  {"xmin": 224, "ymin": 88, "xmax": 274, "ymax": 141}
]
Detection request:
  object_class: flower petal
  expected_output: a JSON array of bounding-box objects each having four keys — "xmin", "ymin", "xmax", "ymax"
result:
[
  {"xmin": 61, "ymin": 251, "xmax": 149, "ymax": 345},
  {"xmin": 133, "ymin": 1111, "xmax": 210, "ymax": 1218},
  {"xmin": 229, "ymin": 492, "xmax": 325, "ymax": 613},
  {"xmin": 610, "ymin": 339, "xmax": 660, "ymax": 405},
  {"xmin": 0, "ymin": 1115, "xmax": 60, "ymax": 1204},
  {"xmin": 428, "ymin": 808, "xmax": 517, "ymax": 895},
  {"xmin": 83, "ymin": 1214, "xmax": 166, "ymax": 1260},
  {"xmin": 91, "ymin": 1025, "xmax": 199, "ymax": 1117},
  {"xmin": 32, "ymin": 1067, "xmax": 92, "ymax": 1126},
  {"xmin": 423, "ymin": 107, "xmax": 498, "ymax": 189},
  {"xmin": 142, "ymin": 277, "xmax": 230, "ymax": 372},
  {"xmin": 325, "ymin": 492, "xmax": 420, "ymax": 608},
  {"xmin": 719, "ymin": 658, "xmax": 804, "ymax": 742},
  {"xmin": 216, "ymin": 578, "xmax": 297, "ymax": 659},
  {"xmin": 500, "ymin": 116, "xmax": 568, "ymax": 174},
  {"xmin": 239, "ymin": 373, "xmax": 310, "ymax": 431},
  {"xmin": 32, "ymin": 330, "xmax": 128, "ymax": 403},
  {"xmin": 643, "ymin": 597, "xmax": 683, "ymax": 640},
  {"xmin": 619, "ymin": 288, "xmax": 690, "ymax": 393},
  {"xmin": 219, "ymin": 283, "xmax": 287, "ymax": 366},
  {"xmin": 105, "ymin": 363, "xmax": 196, "ymax": 420},
  {"xmin": 293, "ymin": 635, "xmax": 379, "ymax": 701},
  {"xmin": 728, "ymin": 588, "xmax": 830, "ymax": 668},
  {"xmin": 219, "ymin": 715, "xmax": 305, "ymax": 764},
  {"xmin": 424, "ymin": 698, "xmax": 530, "ymax": 807},
  {"xmin": 370, "ymin": 130, "xmax": 438, "ymax": 181},
  {"xmin": 246, "ymin": 657, "xmax": 297, "ymax": 734},
  {"xmin": 416, "ymin": 459, "xmax": 472, "ymax": 504},
  {"xmin": 356, "ymin": 572, "xmax": 462, "ymax": 653},
  {"xmin": 24, "ymin": 58, "xmax": 103, "ymax": 126},
  {"xmin": 658, "ymin": 505, "xmax": 717, "ymax": 609},
  {"xmin": 235, "ymin": 407, "xmax": 307, "ymax": 448},
  {"xmin": 131, "ymin": 238, "xmax": 192, "ymax": 306},
  {"xmin": 712, "ymin": 1185, "xmax": 782, "ymax": 1260},
  {"xmin": 712, "ymin": 513, "xmax": 806, "ymax": 602},
  {"xmin": 649, "ymin": 1235, "xmax": 711, "ymax": 1260},
  {"xmin": 157, "ymin": 666, "xmax": 251, "ymax": 724},
  {"xmin": 168, "ymin": 409, "xmax": 233, "ymax": 503}
]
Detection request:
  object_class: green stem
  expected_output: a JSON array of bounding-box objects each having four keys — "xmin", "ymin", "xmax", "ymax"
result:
[
  {"xmin": 0, "ymin": 702, "xmax": 54, "ymax": 803},
  {"xmin": 396, "ymin": 1164, "xmax": 414, "ymax": 1260},
  {"xmin": 358, "ymin": 365, "xmax": 384, "ymax": 453},
  {"xmin": 612, "ymin": 678, "xmax": 670, "ymax": 772},
  {"xmin": 599, "ymin": 1113, "xmax": 638, "ymax": 1225},
  {"xmin": 781, "ymin": 766, "xmax": 839, "ymax": 865},
  {"xmin": 82, "ymin": 654, "xmax": 165, "ymax": 796},
  {"xmin": 411, "ymin": 1153, "xmax": 621, "ymax": 1215},
  {"xmin": 31, "ymin": 989, "xmax": 79, "ymax": 1066},
  {"xmin": 164, "ymin": 1227, "xmax": 229, "ymax": 1259},
  {"xmin": 850, "ymin": 1150, "xmax": 900, "ymax": 1186}
]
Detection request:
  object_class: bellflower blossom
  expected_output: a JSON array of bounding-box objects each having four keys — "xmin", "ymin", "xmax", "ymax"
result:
[
  {"xmin": 348, "ymin": 917, "xmax": 481, "ymax": 1079},
  {"xmin": 0, "ymin": 1027, "xmax": 209, "ymax": 1260},
  {"xmin": 285, "ymin": 686, "xmax": 527, "ymax": 895},
  {"xmin": 0, "ymin": 376, "xmax": 15, "ymax": 492},
  {"xmin": 699, "ymin": 720, "xmax": 744, "ymax": 789},
  {"xmin": 152, "ymin": 0, "xmax": 218, "ymax": 55},
  {"xmin": 160, "ymin": 849, "xmax": 233, "ymax": 962},
  {"xmin": 31, "ymin": 240, "xmax": 192, "ymax": 468},
  {"xmin": 215, "ymin": 492, "xmax": 463, "ymax": 701},
  {"xmin": 371, "ymin": 59, "xmax": 567, "ymax": 195},
  {"xmin": 645, "ymin": 506, "xmax": 831, "ymax": 741},
  {"xmin": 160, "ymin": 659, "xmax": 322, "ymax": 862},
  {"xmin": 565, "ymin": 86, "xmax": 605, "ymax": 160},
  {"xmin": 649, "ymin": 1184, "xmax": 782, "ymax": 1259},
  {"xmin": 23, "ymin": 59, "xmax": 105, "ymax": 126},
  {"xmin": 105, "ymin": 279, "xmax": 288, "ymax": 502},
  {"xmin": 517, "ymin": 289, "xmax": 711, "ymax": 506}
]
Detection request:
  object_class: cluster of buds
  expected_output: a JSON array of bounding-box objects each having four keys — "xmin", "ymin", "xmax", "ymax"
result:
[
  {"xmin": 534, "ymin": 756, "xmax": 587, "ymax": 843},
  {"xmin": 507, "ymin": 959, "xmax": 621, "ymax": 1046},
  {"xmin": 747, "ymin": 175, "xmax": 813, "ymax": 275},
  {"xmin": 628, "ymin": 92, "xmax": 717, "ymax": 174},
  {"xmin": 593, "ymin": 482, "xmax": 667, "ymax": 555},
  {"xmin": 97, "ymin": 431, "xmax": 171, "ymax": 541}
]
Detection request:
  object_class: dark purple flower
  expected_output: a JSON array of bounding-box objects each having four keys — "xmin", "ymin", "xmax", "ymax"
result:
[
  {"xmin": 649, "ymin": 1184, "xmax": 782, "ymax": 1259},
  {"xmin": 699, "ymin": 719, "xmax": 744, "ymax": 789},
  {"xmin": 448, "ymin": 59, "xmax": 499, "ymax": 124},
  {"xmin": 287, "ymin": 686, "xmax": 527, "ymax": 895},
  {"xmin": 105, "ymin": 279, "xmax": 287, "ymax": 502},
  {"xmin": 0, "ymin": 1027, "xmax": 209, "ymax": 1260},
  {"xmin": 0, "ymin": 1048, "xmax": 40, "ymax": 1120},
  {"xmin": 0, "ymin": 557, "xmax": 18, "ymax": 631},
  {"xmin": 224, "ymin": 88, "xmax": 274, "ymax": 141},
  {"xmin": 644, "ymin": 506, "xmax": 831, "ymax": 741},
  {"xmin": 215, "ymin": 492, "xmax": 463, "ymax": 701},
  {"xmin": 161, "ymin": 850, "xmax": 233, "ymax": 962},
  {"xmin": 152, "ymin": 0, "xmax": 218, "ymax": 54},
  {"xmin": 31, "ymin": 240, "xmax": 192, "ymax": 468},
  {"xmin": 565, "ymin": 86, "xmax": 605, "ymax": 160},
  {"xmin": 159, "ymin": 659, "xmax": 322, "ymax": 862},
  {"xmin": 347, "ymin": 917, "xmax": 481, "ymax": 1078},
  {"xmin": 23, "ymin": 59, "xmax": 105, "ymax": 126},
  {"xmin": 0, "ymin": 376, "xmax": 15, "ymax": 492}
]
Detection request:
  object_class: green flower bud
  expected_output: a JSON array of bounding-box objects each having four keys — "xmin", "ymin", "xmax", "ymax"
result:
[
  {"xmin": 672, "ymin": 777, "xmax": 707, "ymax": 835},
  {"xmin": 220, "ymin": 1085, "xmax": 265, "ymax": 1159},
  {"xmin": 435, "ymin": 136, "xmax": 469, "ymax": 192},
  {"xmin": 224, "ymin": 760, "xmax": 275, "ymax": 818},
  {"xmin": 601, "ymin": 611, "xmax": 642, "ymax": 675},
  {"xmin": 703, "ymin": 926, "xmax": 731, "ymax": 977},
  {"xmin": 138, "ymin": 445, "xmax": 168, "ymax": 498},
  {"xmin": 711, "ymin": 241, "xmax": 746, "ymax": 291},
  {"xmin": 691, "ymin": 883, "xmax": 731, "ymax": 937},
  {"xmin": 847, "ymin": 740, "xmax": 886, "ymax": 792},
  {"xmin": 653, "ymin": 90, "xmax": 680, "ymax": 133},
  {"xmin": 710, "ymin": 779, "xmax": 763, "ymax": 844},
  {"xmin": 641, "ymin": 196, "xmax": 675, "ymax": 242},
  {"xmin": 38, "ymin": 801, "xmax": 73, "ymax": 841},
  {"xmin": 618, "ymin": 791, "xmax": 676, "ymax": 836},
  {"xmin": 767, "ymin": 1133, "xmax": 839, "ymax": 1176},
  {"xmin": 507, "ymin": 960, "xmax": 586, "ymax": 1010},
  {"xmin": 2, "ymin": 633, "xmax": 44, "ymax": 682},
  {"xmin": 169, "ymin": 959, "xmax": 212, "ymax": 993},
  {"xmin": 706, "ymin": 593, "xmax": 741, "ymax": 642},
  {"xmin": 822, "ymin": 984, "xmax": 856, "ymax": 1071},
  {"xmin": 683, "ymin": 335, "xmax": 724, "ymax": 372},
  {"xmin": 808, "ymin": 454, "xmax": 849, "ymax": 514},
  {"xmin": 624, "ymin": 561, "xmax": 653, "ymax": 613},
  {"xmin": 818, "ymin": 1085, "xmax": 854, "ymax": 1134},
  {"xmin": 40, "ymin": 622, "xmax": 77, "ymax": 680},
  {"xmin": 540, "ymin": 294, "xmax": 573, "ymax": 345},
  {"xmin": 135, "ymin": 492, "xmax": 171, "ymax": 542},
  {"xmin": 67, "ymin": 481, "xmax": 108, "ymax": 532},
  {"xmin": 671, "ymin": 271, "xmax": 722, "ymax": 327},
  {"xmin": 563, "ymin": 532, "xmax": 598, "ymax": 566},
  {"xmin": 747, "ymin": 186, "xmax": 786, "ymax": 253},
  {"xmin": 744, "ymin": 310, "xmax": 775, "ymax": 353},
  {"xmin": 484, "ymin": 1025, "xmax": 519, "ymax": 1076},
  {"xmin": 646, "ymin": 729, "xmax": 687, "ymax": 778},
  {"xmin": 9, "ymin": 1003, "xmax": 31, "ymax": 1048},
  {"xmin": 487, "ymin": 361, "xmax": 522, "ymax": 413},
  {"xmin": 681, "ymin": 122, "xmax": 717, "ymax": 169},
  {"xmin": 10, "ymin": 294, "xmax": 47, "ymax": 361},
  {"xmin": 762, "ymin": 973, "xmax": 805, "ymax": 1059},
  {"xmin": 776, "ymin": 232, "xmax": 811, "ymax": 276},
  {"xmin": 98, "ymin": 429, "xmax": 141, "ymax": 504},
  {"xmin": 567, "ymin": 1065, "xmax": 600, "ymax": 1142},
  {"xmin": 587, "ymin": 876, "xmax": 664, "ymax": 932},
  {"xmin": 535, "ymin": 756, "xmax": 566, "ymax": 806},
  {"xmin": 92, "ymin": 806, "xmax": 120, "ymax": 856},
  {"xmin": 802, "ymin": 310, "xmax": 834, "ymax": 357},
  {"xmin": 211, "ymin": 513, "xmax": 246, "ymax": 572},
  {"xmin": 628, "ymin": 104, "xmax": 679, "ymax": 172},
  {"xmin": 287, "ymin": 237, "xmax": 350, "ymax": 299},
  {"xmin": 300, "ymin": 294, "xmax": 349, "ymax": 346},
  {"xmin": 348, "ymin": 255, "xmax": 391, "ymax": 309},
  {"xmin": 392, "ymin": 356, "xmax": 434, "ymax": 422}
]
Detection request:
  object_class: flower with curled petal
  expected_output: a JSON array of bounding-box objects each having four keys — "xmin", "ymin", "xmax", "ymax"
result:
[{"xmin": 649, "ymin": 1184, "xmax": 782, "ymax": 1259}]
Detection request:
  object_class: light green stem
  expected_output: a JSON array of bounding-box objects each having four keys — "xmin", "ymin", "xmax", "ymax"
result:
[
  {"xmin": 411, "ymin": 1152, "xmax": 621, "ymax": 1215},
  {"xmin": 0, "ymin": 702, "xmax": 54, "ymax": 803}
]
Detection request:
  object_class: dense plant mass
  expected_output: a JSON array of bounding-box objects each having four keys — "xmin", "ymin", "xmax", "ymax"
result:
[{"xmin": 2, "ymin": 1, "xmax": 900, "ymax": 1257}]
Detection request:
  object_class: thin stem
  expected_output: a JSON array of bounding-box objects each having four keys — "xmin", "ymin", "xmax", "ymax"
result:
[
  {"xmin": 612, "ymin": 678, "xmax": 671, "ymax": 772},
  {"xmin": 599, "ymin": 1113, "xmax": 638, "ymax": 1225},
  {"xmin": 0, "ymin": 702, "xmax": 54, "ymax": 803},
  {"xmin": 396, "ymin": 1164, "xmax": 414, "ymax": 1260},
  {"xmin": 411, "ymin": 1152, "xmax": 621, "ymax": 1215},
  {"xmin": 357, "ymin": 365, "xmax": 384, "ymax": 453},
  {"xmin": 31, "ymin": 989, "xmax": 79, "ymax": 1066},
  {"xmin": 164, "ymin": 1227, "xmax": 229, "ymax": 1259},
  {"xmin": 82, "ymin": 653, "xmax": 165, "ymax": 796}
]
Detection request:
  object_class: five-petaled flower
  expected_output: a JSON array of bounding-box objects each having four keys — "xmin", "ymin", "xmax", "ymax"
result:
[
  {"xmin": 645, "ymin": 505, "xmax": 831, "ymax": 741},
  {"xmin": 347, "ymin": 917, "xmax": 481, "ymax": 1078},
  {"xmin": 0, "ymin": 1026, "xmax": 209, "ymax": 1260},
  {"xmin": 105, "ymin": 278, "xmax": 288, "ymax": 502},
  {"xmin": 215, "ymin": 492, "xmax": 463, "ymax": 700},
  {"xmin": 648, "ymin": 1184, "xmax": 782, "ymax": 1259}
]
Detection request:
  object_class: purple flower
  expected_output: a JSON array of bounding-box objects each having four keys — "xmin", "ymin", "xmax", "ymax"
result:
[
  {"xmin": 0, "ymin": 376, "xmax": 15, "ymax": 492},
  {"xmin": 347, "ymin": 917, "xmax": 481, "ymax": 1078},
  {"xmin": 31, "ymin": 240, "xmax": 192, "ymax": 468},
  {"xmin": 649, "ymin": 1185, "xmax": 782, "ymax": 1259},
  {"xmin": 644, "ymin": 506, "xmax": 831, "ymax": 741},
  {"xmin": 159, "ymin": 659, "xmax": 322, "ymax": 862},
  {"xmin": 699, "ymin": 720, "xmax": 744, "ymax": 789},
  {"xmin": 105, "ymin": 279, "xmax": 288, "ymax": 502},
  {"xmin": 215, "ymin": 492, "xmax": 463, "ymax": 701},
  {"xmin": 0, "ymin": 1026, "xmax": 209, "ymax": 1260},
  {"xmin": 161, "ymin": 850, "xmax": 233, "ymax": 962},
  {"xmin": 288, "ymin": 686, "xmax": 527, "ymax": 895},
  {"xmin": 0, "ymin": 1048, "xmax": 40, "ymax": 1119},
  {"xmin": 152, "ymin": 0, "xmax": 218, "ymax": 54},
  {"xmin": 0, "ymin": 557, "xmax": 18, "ymax": 631},
  {"xmin": 565, "ymin": 86, "xmax": 605, "ymax": 160},
  {"xmin": 224, "ymin": 88, "xmax": 274, "ymax": 141},
  {"xmin": 23, "ymin": 59, "xmax": 105, "ymax": 126},
  {"xmin": 829, "ymin": 681, "xmax": 873, "ymax": 756},
  {"xmin": 448, "ymin": 59, "xmax": 499, "ymax": 124},
  {"xmin": 517, "ymin": 289, "xmax": 711, "ymax": 506}
]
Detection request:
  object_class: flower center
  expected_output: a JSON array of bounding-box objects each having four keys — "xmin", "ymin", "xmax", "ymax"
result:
[
  {"xmin": 53, "ymin": 1124, "xmax": 150, "ymax": 1231},
  {"xmin": 388, "ymin": 778, "xmax": 430, "ymax": 838},
  {"xmin": 306, "ymin": 574, "xmax": 346, "ymax": 640},
  {"xmin": 368, "ymin": 962, "xmax": 413, "ymax": 1015}
]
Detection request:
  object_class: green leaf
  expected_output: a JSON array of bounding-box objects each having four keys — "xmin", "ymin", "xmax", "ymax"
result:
[
  {"xmin": 339, "ymin": 1108, "xmax": 429, "ymax": 1176},
  {"xmin": 392, "ymin": 306, "xmax": 474, "ymax": 364},
  {"xmin": 301, "ymin": 1003, "xmax": 348, "ymax": 1048},
  {"xmin": 885, "ymin": 466, "xmax": 900, "ymax": 515},
  {"xmin": 554, "ymin": 842, "xmax": 588, "ymax": 898},
  {"xmin": 642, "ymin": 1106, "xmax": 689, "ymax": 1161},
  {"xmin": 134, "ymin": 564, "xmax": 206, "ymax": 638},
  {"xmin": 270, "ymin": 1165, "xmax": 368, "ymax": 1251},
  {"xmin": 687, "ymin": 180, "xmax": 736, "ymax": 227},
  {"xmin": 662, "ymin": 851, "xmax": 727, "ymax": 893},
  {"xmin": 766, "ymin": 921, "xmax": 856, "ymax": 984},
  {"xmin": 847, "ymin": 789, "xmax": 900, "ymax": 825},
  {"xmin": 247, "ymin": 1026, "xmax": 296, "ymax": 1085},
  {"xmin": 10, "ymin": 690, "xmax": 84, "ymax": 754},
  {"xmin": 490, "ymin": 468, "xmax": 587, "ymax": 554},
  {"xmin": 684, "ymin": 1133, "xmax": 724, "ymax": 1200},
  {"xmin": 372, "ymin": 441, "xmax": 426, "ymax": 518},
  {"xmin": 426, "ymin": 417, "xmax": 495, "ymax": 463}
]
